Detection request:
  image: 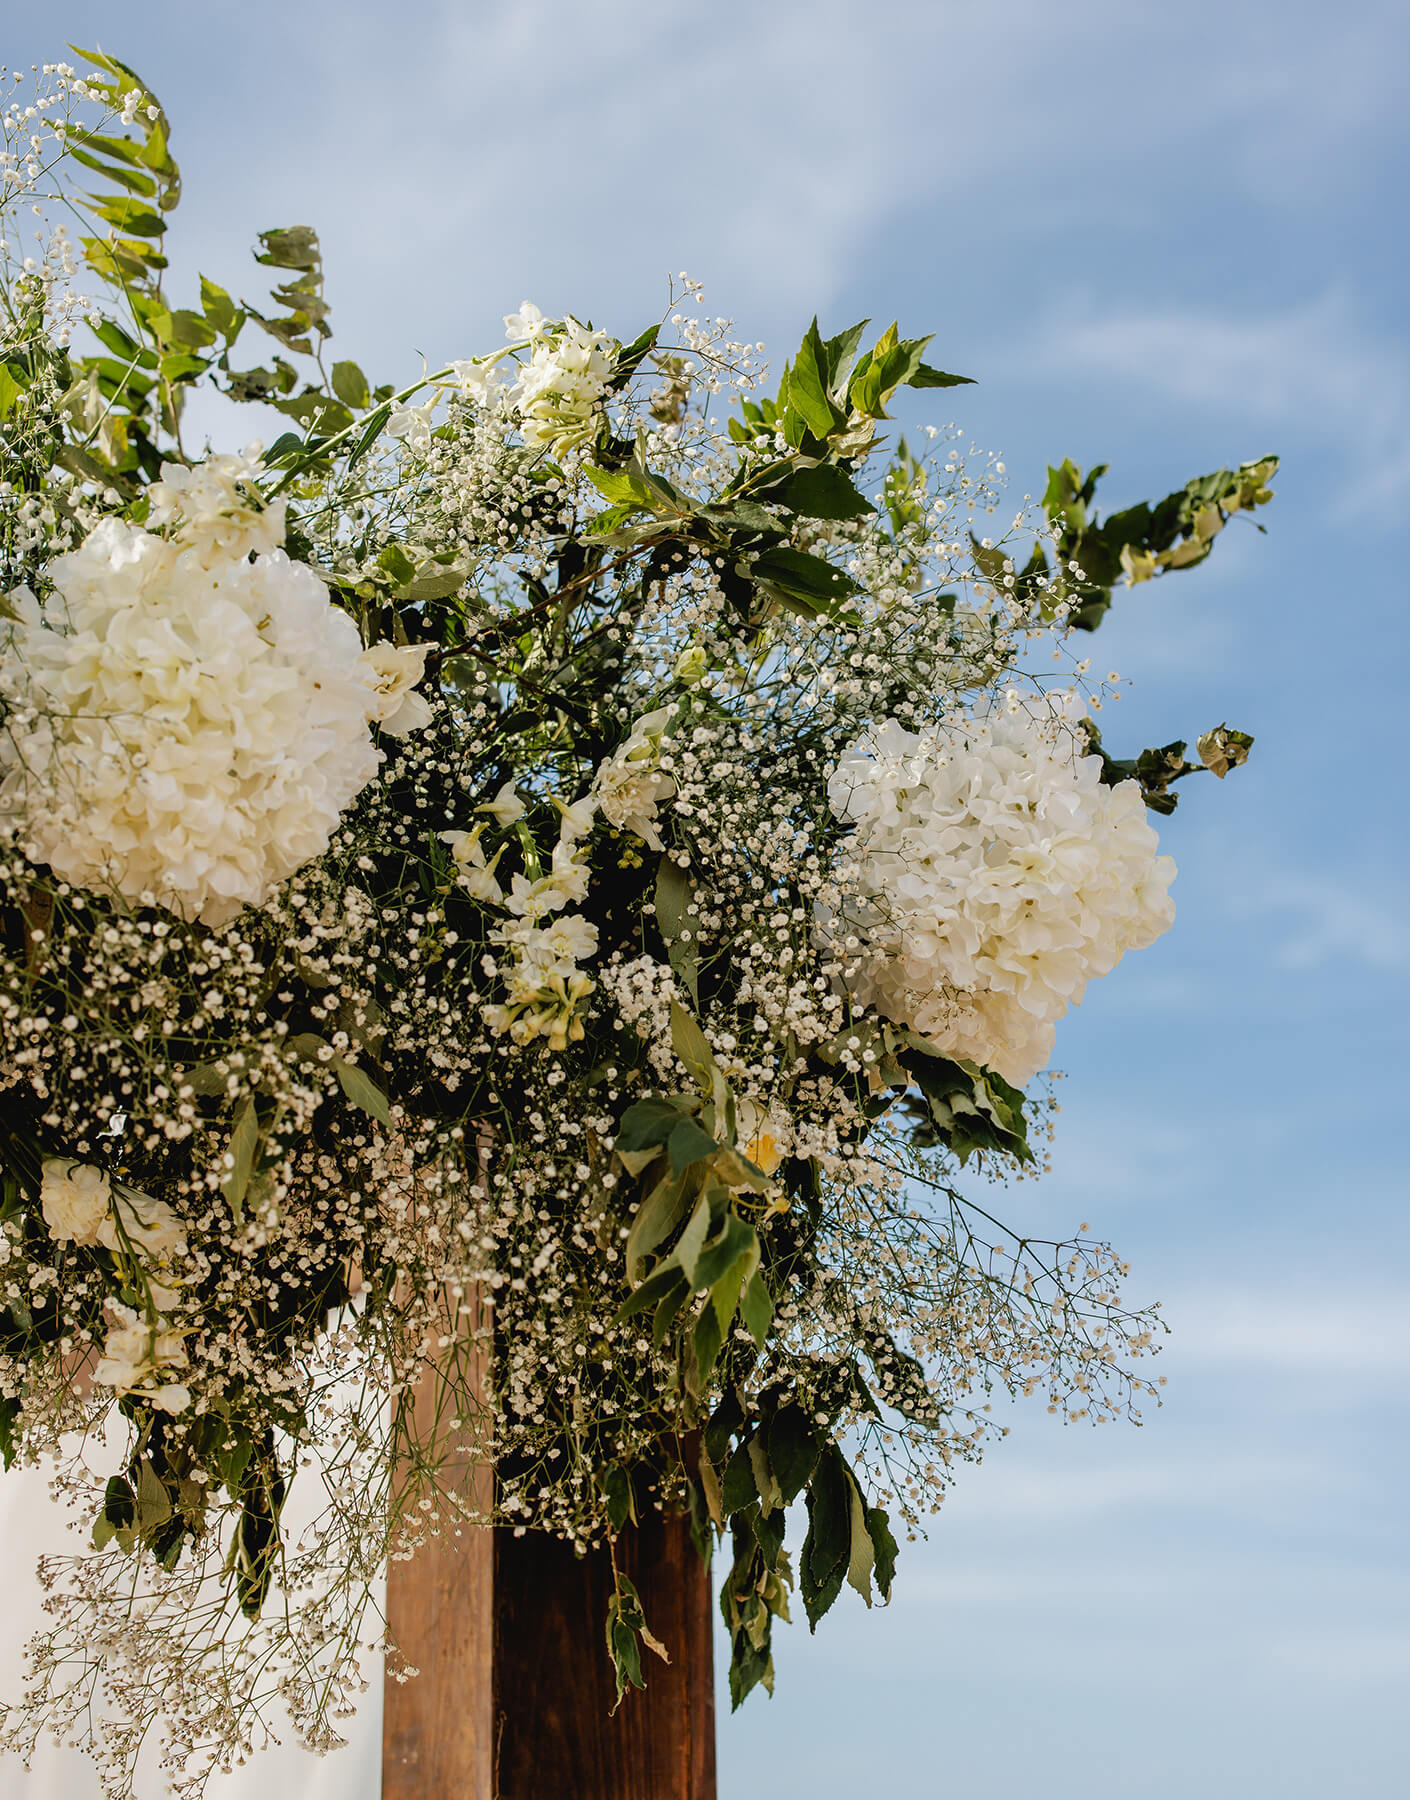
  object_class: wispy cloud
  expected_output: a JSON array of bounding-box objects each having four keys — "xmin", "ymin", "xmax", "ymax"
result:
[
  {"xmin": 1025, "ymin": 290, "xmax": 1410, "ymax": 520},
  {"xmin": 1215, "ymin": 856, "xmax": 1410, "ymax": 975},
  {"xmin": 1270, "ymin": 1629, "xmax": 1410, "ymax": 1681},
  {"xmin": 1163, "ymin": 1287, "xmax": 1410, "ymax": 1375}
]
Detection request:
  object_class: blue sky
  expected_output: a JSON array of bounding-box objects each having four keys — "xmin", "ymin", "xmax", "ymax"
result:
[{"xmin": 4, "ymin": 2, "xmax": 1408, "ymax": 1795}]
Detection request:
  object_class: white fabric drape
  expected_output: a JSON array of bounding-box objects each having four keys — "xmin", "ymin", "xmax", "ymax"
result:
[{"xmin": 0, "ymin": 1455, "xmax": 383, "ymax": 1800}]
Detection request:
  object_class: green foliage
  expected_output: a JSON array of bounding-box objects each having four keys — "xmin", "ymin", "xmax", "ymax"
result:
[
  {"xmin": 1079, "ymin": 718, "xmax": 1255, "ymax": 815},
  {"xmin": 605, "ymin": 1569, "xmax": 669, "ymax": 1708},
  {"xmin": 1036, "ymin": 452, "xmax": 1279, "ymax": 631}
]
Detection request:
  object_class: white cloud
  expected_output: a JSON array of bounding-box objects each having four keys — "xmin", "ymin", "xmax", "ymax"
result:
[
  {"xmin": 936, "ymin": 1448, "xmax": 1352, "ymax": 1526},
  {"xmin": 1025, "ymin": 290, "xmax": 1410, "ymax": 520},
  {"xmin": 1213, "ymin": 854, "xmax": 1410, "ymax": 975},
  {"xmin": 1270, "ymin": 1629, "xmax": 1410, "ymax": 1681},
  {"xmin": 1164, "ymin": 1287, "xmax": 1410, "ymax": 1375}
]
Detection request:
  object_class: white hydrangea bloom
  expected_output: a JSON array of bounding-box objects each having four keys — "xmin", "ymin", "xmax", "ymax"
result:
[
  {"xmin": 826, "ymin": 700, "xmax": 1176, "ymax": 1085},
  {"xmin": 509, "ymin": 315, "xmax": 616, "ymax": 452},
  {"xmin": 0, "ymin": 503, "xmax": 387, "ymax": 926}
]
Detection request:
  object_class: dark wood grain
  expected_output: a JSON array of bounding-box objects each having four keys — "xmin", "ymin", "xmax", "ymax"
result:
[{"xmin": 492, "ymin": 1506, "xmax": 717, "ymax": 1800}]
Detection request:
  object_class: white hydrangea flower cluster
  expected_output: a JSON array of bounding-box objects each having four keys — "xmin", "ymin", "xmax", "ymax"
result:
[
  {"xmin": 505, "ymin": 303, "xmax": 616, "ymax": 452},
  {"xmin": 827, "ymin": 700, "xmax": 1177, "ymax": 1085},
  {"xmin": 0, "ymin": 466, "xmax": 431, "ymax": 926}
]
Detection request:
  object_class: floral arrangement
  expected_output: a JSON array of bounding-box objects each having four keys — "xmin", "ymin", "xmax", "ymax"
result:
[{"xmin": 0, "ymin": 51, "xmax": 1275, "ymax": 1797}]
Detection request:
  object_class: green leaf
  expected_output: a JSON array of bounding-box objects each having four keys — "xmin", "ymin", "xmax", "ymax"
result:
[
  {"xmin": 625, "ymin": 1164, "xmax": 694, "ymax": 1280},
  {"xmin": 378, "ymin": 543, "xmax": 417, "ymax": 586},
  {"xmin": 255, "ymin": 225, "xmax": 321, "ymax": 271},
  {"xmin": 739, "ymin": 1269, "xmax": 773, "ymax": 1348},
  {"xmin": 818, "ymin": 320, "xmax": 871, "ymax": 397},
  {"xmin": 867, "ymin": 1505, "xmax": 899, "ymax": 1600},
  {"xmin": 673, "ymin": 1193, "xmax": 711, "ymax": 1288},
  {"xmin": 751, "ymin": 545, "xmax": 862, "ymax": 612},
  {"xmin": 909, "ymin": 362, "xmax": 975, "ymax": 389},
  {"xmin": 331, "ymin": 360, "xmax": 370, "ymax": 410},
  {"xmin": 667, "ymin": 1116, "xmax": 718, "ymax": 1176},
  {"xmin": 800, "ymin": 1447, "xmax": 851, "ymax": 1629},
  {"xmin": 669, "ymin": 999, "xmax": 719, "ymax": 1105},
  {"xmin": 1196, "ymin": 723, "xmax": 1254, "ymax": 779},
  {"xmin": 765, "ymin": 1403, "xmax": 819, "ymax": 1504},
  {"xmin": 332, "ymin": 1058, "xmax": 392, "ymax": 1129},
  {"xmin": 602, "ymin": 1464, "xmax": 636, "ymax": 1533},
  {"xmin": 200, "ymin": 275, "xmax": 241, "ymax": 341},
  {"xmin": 221, "ymin": 1096, "xmax": 258, "ymax": 1220},
  {"xmin": 655, "ymin": 859, "xmax": 699, "ymax": 1005},
  {"xmin": 0, "ymin": 364, "xmax": 21, "ymax": 421},
  {"xmin": 775, "ymin": 463, "xmax": 874, "ymax": 521},
  {"xmin": 615, "ymin": 1096, "xmax": 688, "ymax": 1156},
  {"xmin": 693, "ymin": 1296, "xmax": 726, "ymax": 1374},
  {"xmin": 607, "ymin": 323, "xmax": 660, "ymax": 394},
  {"xmin": 66, "ymin": 143, "xmax": 157, "ymax": 196},
  {"xmin": 0, "ymin": 1395, "xmax": 19, "ymax": 1470},
  {"xmin": 84, "ymin": 196, "xmax": 166, "ymax": 238},
  {"xmin": 617, "ymin": 1261, "xmax": 688, "ymax": 1323},
  {"xmin": 786, "ymin": 320, "xmax": 843, "ymax": 441},
  {"xmin": 844, "ymin": 1473, "xmax": 876, "ymax": 1604},
  {"xmin": 721, "ymin": 1441, "xmax": 759, "ymax": 1513}
]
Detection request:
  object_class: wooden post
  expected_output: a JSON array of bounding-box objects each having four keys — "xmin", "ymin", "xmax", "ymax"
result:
[
  {"xmin": 382, "ymin": 1398, "xmax": 716, "ymax": 1800},
  {"xmin": 381, "ymin": 1370, "xmax": 496, "ymax": 1799}
]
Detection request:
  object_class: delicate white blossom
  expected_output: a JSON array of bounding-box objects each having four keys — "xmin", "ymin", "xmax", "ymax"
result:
[
  {"xmin": 145, "ymin": 449, "xmax": 284, "ymax": 568},
  {"xmin": 593, "ymin": 707, "xmax": 678, "ymax": 851},
  {"xmin": 509, "ymin": 315, "xmax": 615, "ymax": 452},
  {"xmin": 92, "ymin": 1301, "xmax": 189, "ymax": 1410},
  {"xmin": 360, "ymin": 642, "xmax": 433, "ymax": 736}
]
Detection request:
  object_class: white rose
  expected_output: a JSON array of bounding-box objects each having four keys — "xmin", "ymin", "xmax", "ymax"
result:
[
  {"xmin": 97, "ymin": 1186, "xmax": 187, "ymax": 1262},
  {"xmin": 360, "ymin": 642, "xmax": 432, "ymax": 736},
  {"xmin": 40, "ymin": 1159, "xmax": 111, "ymax": 1246},
  {"xmin": 92, "ymin": 1302, "xmax": 188, "ymax": 1398}
]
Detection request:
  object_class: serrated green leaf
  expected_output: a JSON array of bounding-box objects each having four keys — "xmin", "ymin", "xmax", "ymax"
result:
[
  {"xmin": 721, "ymin": 1441, "xmax": 759, "ymax": 1513},
  {"xmin": 786, "ymin": 320, "xmax": 843, "ymax": 441},
  {"xmin": 765, "ymin": 1403, "xmax": 819, "ymax": 1504},
  {"xmin": 800, "ymin": 1447, "xmax": 850, "ymax": 1629}
]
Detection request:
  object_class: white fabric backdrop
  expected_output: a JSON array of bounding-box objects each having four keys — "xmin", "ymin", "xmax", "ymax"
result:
[{"xmin": 0, "ymin": 1456, "xmax": 383, "ymax": 1800}]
